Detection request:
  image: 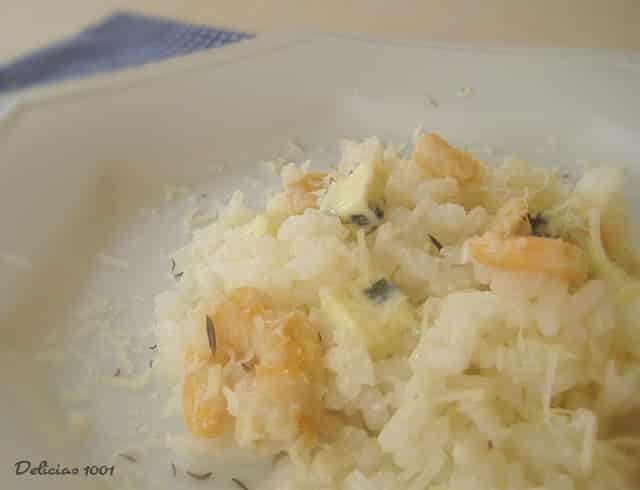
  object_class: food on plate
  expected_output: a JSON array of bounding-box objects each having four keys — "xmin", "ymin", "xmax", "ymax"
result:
[
  {"xmin": 413, "ymin": 132, "xmax": 484, "ymax": 183},
  {"xmin": 466, "ymin": 233, "xmax": 589, "ymax": 284},
  {"xmin": 182, "ymin": 287, "xmax": 325, "ymax": 444},
  {"xmin": 154, "ymin": 133, "xmax": 640, "ymax": 490}
]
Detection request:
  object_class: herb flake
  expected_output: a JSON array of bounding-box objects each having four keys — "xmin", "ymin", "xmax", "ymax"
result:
[
  {"xmin": 363, "ymin": 278, "xmax": 396, "ymax": 303},
  {"xmin": 186, "ymin": 471, "xmax": 213, "ymax": 481},
  {"xmin": 114, "ymin": 368, "xmax": 121, "ymax": 377},
  {"xmin": 206, "ymin": 316, "xmax": 217, "ymax": 356},
  {"xmin": 118, "ymin": 453, "xmax": 137, "ymax": 463},
  {"xmin": 232, "ymin": 478, "xmax": 250, "ymax": 490},
  {"xmin": 171, "ymin": 462, "xmax": 176, "ymax": 477},
  {"xmin": 372, "ymin": 202, "xmax": 384, "ymax": 220},
  {"xmin": 171, "ymin": 258, "xmax": 184, "ymax": 280},
  {"xmin": 428, "ymin": 234, "xmax": 443, "ymax": 251},
  {"xmin": 528, "ymin": 213, "xmax": 550, "ymax": 237},
  {"xmin": 350, "ymin": 214, "xmax": 369, "ymax": 226},
  {"xmin": 148, "ymin": 344, "xmax": 158, "ymax": 350}
]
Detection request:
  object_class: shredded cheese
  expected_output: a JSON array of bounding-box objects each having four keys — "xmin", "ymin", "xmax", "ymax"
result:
[
  {"xmin": 456, "ymin": 87, "xmax": 474, "ymax": 97},
  {"xmin": 96, "ymin": 253, "xmax": 129, "ymax": 270},
  {"xmin": 356, "ymin": 228, "xmax": 370, "ymax": 282},
  {"xmin": 0, "ymin": 250, "xmax": 32, "ymax": 270},
  {"xmin": 33, "ymin": 350, "xmax": 70, "ymax": 364},
  {"xmin": 542, "ymin": 347, "xmax": 559, "ymax": 424},
  {"xmin": 100, "ymin": 370, "xmax": 151, "ymax": 391},
  {"xmin": 66, "ymin": 410, "xmax": 91, "ymax": 434},
  {"xmin": 203, "ymin": 365, "xmax": 223, "ymax": 401},
  {"xmin": 436, "ymin": 389, "xmax": 486, "ymax": 404},
  {"xmin": 579, "ymin": 409, "xmax": 596, "ymax": 475},
  {"xmin": 164, "ymin": 184, "xmax": 191, "ymax": 202}
]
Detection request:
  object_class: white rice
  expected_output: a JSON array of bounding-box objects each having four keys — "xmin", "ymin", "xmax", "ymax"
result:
[{"xmin": 153, "ymin": 135, "xmax": 640, "ymax": 490}]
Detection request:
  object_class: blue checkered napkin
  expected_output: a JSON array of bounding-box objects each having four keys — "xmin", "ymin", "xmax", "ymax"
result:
[{"xmin": 0, "ymin": 11, "xmax": 252, "ymax": 94}]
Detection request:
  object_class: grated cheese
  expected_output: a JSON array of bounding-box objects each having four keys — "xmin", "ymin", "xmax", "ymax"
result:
[
  {"xmin": 61, "ymin": 386, "xmax": 91, "ymax": 404},
  {"xmin": 0, "ymin": 250, "xmax": 32, "ymax": 270},
  {"xmin": 281, "ymin": 139, "xmax": 305, "ymax": 161},
  {"xmin": 183, "ymin": 207, "xmax": 217, "ymax": 230},
  {"xmin": 203, "ymin": 365, "xmax": 223, "ymax": 401},
  {"xmin": 96, "ymin": 253, "xmax": 129, "ymax": 270},
  {"xmin": 436, "ymin": 389, "xmax": 486, "ymax": 405},
  {"xmin": 542, "ymin": 347, "xmax": 559, "ymax": 424},
  {"xmin": 66, "ymin": 410, "xmax": 91, "ymax": 434},
  {"xmin": 209, "ymin": 163, "xmax": 228, "ymax": 174},
  {"xmin": 411, "ymin": 125, "xmax": 424, "ymax": 144},
  {"xmin": 162, "ymin": 385, "xmax": 182, "ymax": 418},
  {"xmin": 101, "ymin": 329, "xmax": 132, "ymax": 350},
  {"xmin": 164, "ymin": 184, "xmax": 191, "ymax": 202},
  {"xmin": 259, "ymin": 159, "xmax": 283, "ymax": 174},
  {"xmin": 114, "ymin": 350, "xmax": 134, "ymax": 374},
  {"xmin": 579, "ymin": 409, "xmax": 597, "ymax": 475},
  {"xmin": 223, "ymin": 386, "xmax": 239, "ymax": 416},
  {"xmin": 356, "ymin": 228, "xmax": 370, "ymax": 282},
  {"xmin": 33, "ymin": 350, "xmax": 70, "ymax": 364},
  {"xmin": 101, "ymin": 370, "xmax": 151, "ymax": 391},
  {"xmin": 456, "ymin": 87, "xmax": 474, "ymax": 97}
]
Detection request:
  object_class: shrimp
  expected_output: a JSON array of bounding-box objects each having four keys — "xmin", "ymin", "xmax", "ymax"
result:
[
  {"xmin": 467, "ymin": 232, "xmax": 589, "ymax": 284},
  {"xmin": 287, "ymin": 172, "xmax": 328, "ymax": 193},
  {"xmin": 208, "ymin": 287, "xmax": 273, "ymax": 362},
  {"xmin": 183, "ymin": 348, "xmax": 230, "ymax": 438},
  {"xmin": 489, "ymin": 197, "xmax": 532, "ymax": 236},
  {"xmin": 235, "ymin": 368, "xmax": 321, "ymax": 446},
  {"xmin": 182, "ymin": 287, "xmax": 325, "ymax": 444},
  {"xmin": 413, "ymin": 133, "xmax": 484, "ymax": 184},
  {"xmin": 272, "ymin": 172, "xmax": 329, "ymax": 215},
  {"xmin": 282, "ymin": 191, "xmax": 319, "ymax": 215}
]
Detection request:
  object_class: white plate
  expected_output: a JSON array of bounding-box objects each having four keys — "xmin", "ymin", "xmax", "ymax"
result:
[{"xmin": 1, "ymin": 33, "xmax": 639, "ymax": 490}]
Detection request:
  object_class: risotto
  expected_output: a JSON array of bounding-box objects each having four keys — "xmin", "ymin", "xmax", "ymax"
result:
[{"xmin": 153, "ymin": 133, "xmax": 640, "ymax": 490}]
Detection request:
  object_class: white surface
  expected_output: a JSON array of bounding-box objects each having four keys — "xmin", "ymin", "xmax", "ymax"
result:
[{"xmin": 1, "ymin": 33, "xmax": 639, "ymax": 490}]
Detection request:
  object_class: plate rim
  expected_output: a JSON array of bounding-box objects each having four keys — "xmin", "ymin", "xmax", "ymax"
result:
[{"xmin": 1, "ymin": 31, "xmax": 639, "ymax": 129}]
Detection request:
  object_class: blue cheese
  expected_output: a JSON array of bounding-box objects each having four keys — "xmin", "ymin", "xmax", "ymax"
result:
[
  {"xmin": 320, "ymin": 279, "xmax": 415, "ymax": 359},
  {"xmin": 320, "ymin": 160, "xmax": 386, "ymax": 226}
]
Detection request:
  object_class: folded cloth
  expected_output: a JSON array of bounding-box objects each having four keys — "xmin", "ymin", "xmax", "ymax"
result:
[{"xmin": 0, "ymin": 11, "xmax": 252, "ymax": 94}]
